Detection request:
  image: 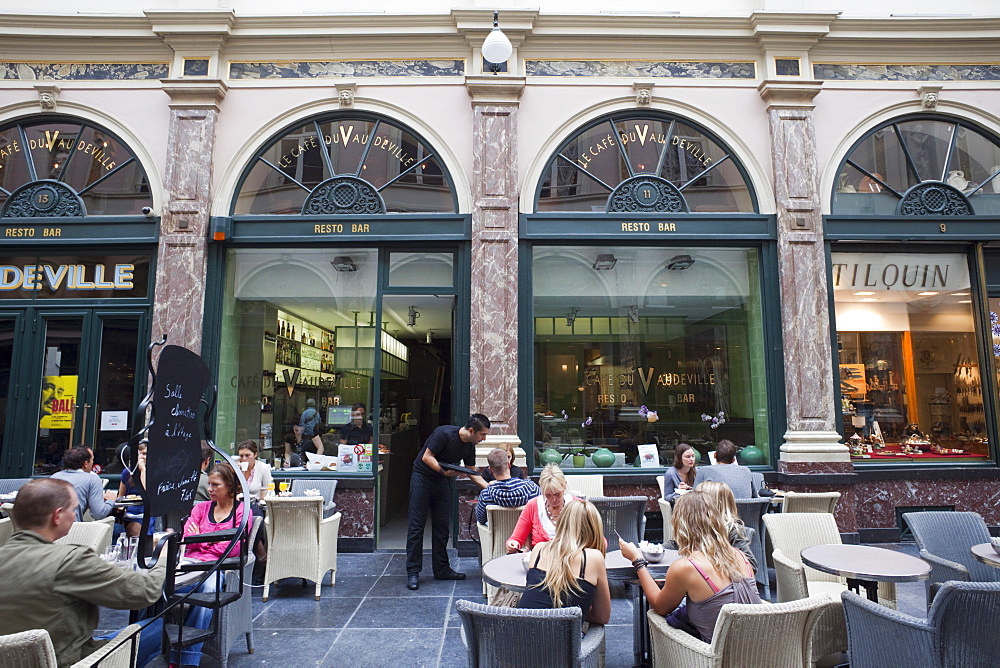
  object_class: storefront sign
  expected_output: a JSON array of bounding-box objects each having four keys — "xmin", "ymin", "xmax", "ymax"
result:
[
  {"xmin": 277, "ymin": 125, "xmax": 415, "ymax": 170},
  {"xmin": 39, "ymin": 374, "xmax": 77, "ymax": 429},
  {"xmin": 0, "ymin": 130, "xmax": 117, "ymax": 172},
  {"xmin": 0, "ymin": 263, "xmax": 134, "ymax": 291},
  {"xmin": 575, "ymin": 124, "xmax": 712, "ymax": 170},
  {"xmin": 830, "ymin": 252, "xmax": 970, "ymax": 291}
]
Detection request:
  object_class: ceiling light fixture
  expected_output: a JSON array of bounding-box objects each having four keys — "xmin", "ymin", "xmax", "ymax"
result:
[
  {"xmin": 593, "ymin": 254, "xmax": 617, "ymax": 270},
  {"xmin": 407, "ymin": 306, "xmax": 419, "ymax": 326},
  {"xmin": 917, "ymin": 292, "xmax": 939, "ymax": 296},
  {"xmin": 666, "ymin": 254, "xmax": 695, "ymax": 270},
  {"xmin": 566, "ymin": 306, "xmax": 580, "ymax": 326},
  {"xmin": 626, "ymin": 305, "xmax": 639, "ymax": 324},
  {"xmin": 853, "ymin": 291, "xmax": 876, "ymax": 296},
  {"xmin": 331, "ymin": 256, "xmax": 357, "ymax": 272}
]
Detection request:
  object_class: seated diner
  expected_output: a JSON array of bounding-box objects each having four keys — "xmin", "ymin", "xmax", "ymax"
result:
[{"xmin": 505, "ymin": 464, "xmax": 574, "ymax": 553}]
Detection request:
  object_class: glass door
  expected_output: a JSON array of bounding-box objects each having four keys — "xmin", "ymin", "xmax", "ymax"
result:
[
  {"xmin": 0, "ymin": 314, "xmax": 23, "ymax": 474},
  {"xmin": 34, "ymin": 313, "xmax": 86, "ymax": 474}
]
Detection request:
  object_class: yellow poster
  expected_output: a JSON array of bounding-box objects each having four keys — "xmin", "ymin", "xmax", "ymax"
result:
[
  {"xmin": 40, "ymin": 375, "xmax": 77, "ymax": 429},
  {"xmin": 839, "ymin": 364, "xmax": 867, "ymax": 399}
]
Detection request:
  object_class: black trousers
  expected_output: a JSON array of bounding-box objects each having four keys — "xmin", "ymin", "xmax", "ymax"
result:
[{"xmin": 405, "ymin": 471, "xmax": 453, "ymax": 576}]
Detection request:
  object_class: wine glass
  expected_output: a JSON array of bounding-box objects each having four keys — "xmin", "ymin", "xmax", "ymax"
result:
[
  {"xmin": 279, "ymin": 481, "xmax": 289, "ymax": 494},
  {"xmin": 266, "ymin": 482, "xmax": 276, "ymax": 498}
]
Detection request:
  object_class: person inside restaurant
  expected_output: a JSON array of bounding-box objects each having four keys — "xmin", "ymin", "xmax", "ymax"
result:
[
  {"xmin": 0, "ymin": 478, "xmax": 167, "ymax": 666},
  {"xmin": 339, "ymin": 402, "xmax": 373, "ymax": 445},
  {"xmin": 517, "ymin": 498, "xmax": 611, "ymax": 625},
  {"xmin": 620, "ymin": 490, "xmax": 761, "ymax": 643}
]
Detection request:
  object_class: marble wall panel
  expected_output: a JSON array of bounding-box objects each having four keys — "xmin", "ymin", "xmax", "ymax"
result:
[
  {"xmin": 526, "ymin": 60, "xmax": 755, "ymax": 78},
  {"xmin": 781, "ymin": 462, "xmax": 853, "ymax": 474},
  {"xmin": 228, "ymin": 60, "xmax": 464, "ymax": 79},
  {"xmin": 0, "ymin": 62, "xmax": 168, "ymax": 80},
  {"xmin": 854, "ymin": 479, "xmax": 1000, "ymax": 528},
  {"xmin": 814, "ymin": 64, "xmax": 1000, "ymax": 81},
  {"xmin": 336, "ymin": 486, "xmax": 376, "ymax": 538}
]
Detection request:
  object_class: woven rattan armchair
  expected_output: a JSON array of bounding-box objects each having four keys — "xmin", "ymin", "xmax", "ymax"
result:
[
  {"xmin": 566, "ymin": 475, "xmax": 604, "ymax": 499},
  {"xmin": 781, "ymin": 492, "xmax": 840, "ymax": 514},
  {"xmin": 0, "ymin": 478, "xmax": 31, "ymax": 495},
  {"xmin": 455, "ymin": 599, "xmax": 605, "ymax": 668},
  {"xmin": 55, "ymin": 519, "xmax": 114, "ymax": 554},
  {"xmin": 903, "ymin": 511, "xmax": 1000, "ymax": 609},
  {"xmin": 654, "ymin": 476, "xmax": 673, "ymax": 543},
  {"xmin": 843, "ymin": 581, "xmax": 1000, "ymax": 668},
  {"xmin": 590, "ymin": 496, "xmax": 647, "ymax": 546},
  {"xmin": 647, "ymin": 595, "xmax": 837, "ymax": 668},
  {"xmin": 477, "ymin": 505, "xmax": 525, "ymax": 598},
  {"xmin": 0, "ymin": 629, "xmax": 57, "ymax": 667},
  {"xmin": 262, "ymin": 497, "xmax": 340, "ymax": 601},
  {"xmin": 71, "ymin": 623, "xmax": 143, "ymax": 668},
  {"xmin": 289, "ymin": 479, "xmax": 338, "ymax": 518},
  {"xmin": 203, "ymin": 516, "xmax": 263, "ymax": 667},
  {"xmin": 0, "ymin": 517, "xmax": 12, "ymax": 548}
]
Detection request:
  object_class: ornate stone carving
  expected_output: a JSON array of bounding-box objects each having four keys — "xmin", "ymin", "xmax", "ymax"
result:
[
  {"xmin": 606, "ymin": 176, "xmax": 687, "ymax": 213},
  {"xmin": 2, "ymin": 180, "xmax": 85, "ymax": 218},
  {"xmin": 918, "ymin": 85, "xmax": 942, "ymax": 109},
  {"xmin": 33, "ymin": 84, "xmax": 60, "ymax": 111},
  {"xmin": 302, "ymin": 176, "xmax": 385, "ymax": 215},
  {"xmin": 335, "ymin": 81, "xmax": 357, "ymax": 108},
  {"xmin": 896, "ymin": 182, "xmax": 972, "ymax": 216},
  {"xmin": 632, "ymin": 80, "xmax": 654, "ymax": 107}
]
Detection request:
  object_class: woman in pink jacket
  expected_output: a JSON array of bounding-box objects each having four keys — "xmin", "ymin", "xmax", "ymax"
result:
[{"xmin": 506, "ymin": 464, "xmax": 575, "ymax": 553}]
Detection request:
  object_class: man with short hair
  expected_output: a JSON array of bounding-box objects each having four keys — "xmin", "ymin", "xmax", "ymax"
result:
[
  {"xmin": 194, "ymin": 441, "xmax": 214, "ymax": 502},
  {"xmin": 693, "ymin": 439, "xmax": 758, "ymax": 498},
  {"xmin": 339, "ymin": 402, "xmax": 374, "ymax": 445},
  {"xmin": 299, "ymin": 398, "xmax": 320, "ymax": 437},
  {"xmin": 52, "ymin": 446, "xmax": 116, "ymax": 522},
  {"xmin": 405, "ymin": 413, "xmax": 490, "ymax": 590},
  {"xmin": 475, "ymin": 448, "xmax": 540, "ymax": 525},
  {"xmin": 0, "ymin": 478, "xmax": 166, "ymax": 667}
]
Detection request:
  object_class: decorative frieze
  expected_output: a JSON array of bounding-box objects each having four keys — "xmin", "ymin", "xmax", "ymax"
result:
[
  {"xmin": 526, "ymin": 60, "xmax": 755, "ymax": 79},
  {"xmin": 814, "ymin": 63, "xmax": 1000, "ymax": 81},
  {"xmin": 228, "ymin": 60, "xmax": 464, "ymax": 79},
  {"xmin": 0, "ymin": 62, "xmax": 168, "ymax": 80}
]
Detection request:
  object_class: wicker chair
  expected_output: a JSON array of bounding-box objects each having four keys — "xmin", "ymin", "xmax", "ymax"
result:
[
  {"xmin": 0, "ymin": 478, "xmax": 31, "ymax": 495},
  {"xmin": 843, "ymin": 581, "xmax": 1000, "ymax": 668},
  {"xmin": 202, "ymin": 516, "xmax": 263, "ymax": 667},
  {"xmin": 654, "ymin": 476, "xmax": 672, "ymax": 543},
  {"xmin": 71, "ymin": 623, "xmax": 143, "ymax": 668},
  {"xmin": 566, "ymin": 475, "xmax": 603, "ymax": 499},
  {"xmin": 647, "ymin": 595, "xmax": 837, "ymax": 668},
  {"xmin": 455, "ymin": 599, "xmax": 605, "ymax": 668},
  {"xmin": 0, "ymin": 629, "xmax": 57, "ymax": 667},
  {"xmin": 262, "ymin": 497, "xmax": 340, "ymax": 601},
  {"xmin": 477, "ymin": 505, "xmax": 525, "ymax": 598},
  {"xmin": 0, "ymin": 517, "xmax": 12, "ymax": 547},
  {"xmin": 289, "ymin": 479, "xmax": 338, "ymax": 518},
  {"xmin": 55, "ymin": 519, "xmax": 113, "ymax": 554},
  {"xmin": 735, "ymin": 497, "xmax": 772, "ymax": 599},
  {"xmin": 781, "ymin": 492, "xmax": 840, "ymax": 514},
  {"xmin": 903, "ymin": 510, "xmax": 1000, "ymax": 608},
  {"xmin": 590, "ymin": 496, "xmax": 647, "ymax": 546}
]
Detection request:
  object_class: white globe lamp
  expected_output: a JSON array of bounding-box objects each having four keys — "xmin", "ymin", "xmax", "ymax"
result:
[{"xmin": 482, "ymin": 10, "xmax": 513, "ymax": 73}]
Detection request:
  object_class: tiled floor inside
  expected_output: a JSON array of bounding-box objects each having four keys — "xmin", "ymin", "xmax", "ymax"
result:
[{"xmin": 97, "ymin": 543, "xmax": 929, "ymax": 667}]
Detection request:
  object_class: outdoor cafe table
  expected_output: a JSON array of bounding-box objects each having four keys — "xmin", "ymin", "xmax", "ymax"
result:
[
  {"xmin": 482, "ymin": 548, "xmax": 678, "ymax": 667},
  {"xmin": 970, "ymin": 543, "xmax": 1000, "ymax": 569},
  {"xmin": 800, "ymin": 544, "xmax": 930, "ymax": 602}
]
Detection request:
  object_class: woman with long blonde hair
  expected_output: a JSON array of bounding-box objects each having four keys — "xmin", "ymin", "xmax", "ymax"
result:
[
  {"xmin": 620, "ymin": 490, "xmax": 760, "ymax": 642},
  {"xmin": 517, "ymin": 499, "xmax": 611, "ymax": 624},
  {"xmin": 695, "ymin": 481, "xmax": 757, "ymax": 573}
]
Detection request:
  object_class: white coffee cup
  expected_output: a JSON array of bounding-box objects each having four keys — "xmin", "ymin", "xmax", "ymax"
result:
[{"xmin": 239, "ymin": 461, "xmax": 249, "ymax": 472}]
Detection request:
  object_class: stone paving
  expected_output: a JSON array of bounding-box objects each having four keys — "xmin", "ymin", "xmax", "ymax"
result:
[{"xmin": 98, "ymin": 544, "xmax": 928, "ymax": 667}]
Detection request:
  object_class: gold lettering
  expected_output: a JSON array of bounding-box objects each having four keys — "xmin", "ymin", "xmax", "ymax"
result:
[
  {"xmin": 4, "ymin": 228, "xmax": 36, "ymax": 237},
  {"xmin": 313, "ymin": 224, "xmax": 344, "ymax": 234},
  {"xmin": 351, "ymin": 223, "xmax": 369, "ymax": 233},
  {"xmin": 43, "ymin": 228, "xmax": 61, "ymax": 237},
  {"xmin": 658, "ymin": 222, "xmax": 676, "ymax": 232}
]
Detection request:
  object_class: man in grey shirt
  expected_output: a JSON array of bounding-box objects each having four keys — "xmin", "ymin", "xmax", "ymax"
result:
[
  {"xmin": 52, "ymin": 447, "xmax": 116, "ymax": 522},
  {"xmin": 693, "ymin": 439, "xmax": 758, "ymax": 499}
]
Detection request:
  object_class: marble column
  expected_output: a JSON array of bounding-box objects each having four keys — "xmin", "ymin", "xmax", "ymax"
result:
[
  {"xmin": 150, "ymin": 80, "xmax": 227, "ymax": 359},
  {"xmin": 758, "ymin": 81, "xmax": 852, "ymax": 473},
  {"xmin": 466, "ymin": 76, "xmax": 525, "ymax": 436}
]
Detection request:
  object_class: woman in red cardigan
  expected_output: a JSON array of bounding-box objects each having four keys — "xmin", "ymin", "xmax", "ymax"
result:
[{"xmin": 505, "ymin": 464, "xmax": 574, "ymax": 553}]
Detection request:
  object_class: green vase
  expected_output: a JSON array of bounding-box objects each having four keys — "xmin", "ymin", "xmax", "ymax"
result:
[
  {"xmin": 539, "ymin": 448, "xmax": 562, "ymax": 467},
  {"xmin": 572, "ymin": 454, "xmax": 586, "ymax": 468},
  {"xmin": 738, "ymin": 445, "xmax": 765, "ymax": 466},
  {"xmin": 690, "ymin": 448, "xmax": 702, "ymax": 464},
  {"xmin": 591, "ymin": 448, "xmax": 616, "ymax": 468}
]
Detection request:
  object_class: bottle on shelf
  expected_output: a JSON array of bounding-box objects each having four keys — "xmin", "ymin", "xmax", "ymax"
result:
[{"xmin": 291, "ymin": 325, "xmax": 296, "ymax": 340}]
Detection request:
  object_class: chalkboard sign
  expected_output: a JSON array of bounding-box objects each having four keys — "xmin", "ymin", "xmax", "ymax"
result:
[{"xmin": 144, "ymin": 345, "xmax": 211, "ymax": 518}]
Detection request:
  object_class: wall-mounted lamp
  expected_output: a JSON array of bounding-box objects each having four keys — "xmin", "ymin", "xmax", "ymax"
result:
[
  {"xmin": 566, "ymin": 306, "xmax": 580, "ymax": 326},
  {"xmin": 426, "ymin": 330, "xmax": 434, "ymax": 344},
  {"xmin": 407, "ymin": 306, "xmax": 420, "ymax": 326},
  {"xmin": 482, "ymin": 10, "xmax": 513, "ymax": 75},
  {"xmin": 626, "ymin": 305, "xmax": 639, "ymax": 324},
  {"xmin": 593, "ymin": 254, "xmax": 617, "ymax": 270},
  {"xmin": 331, "ymin": 256, "xmax": 357, "ymax": 272},
  {"xmin": 666, "ymin": 254, "xmax": 695, "ymax": 270}
]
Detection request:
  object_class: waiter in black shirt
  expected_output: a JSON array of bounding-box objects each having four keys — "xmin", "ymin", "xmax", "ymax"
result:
[
  {"xmin": 339, "ymin": 403, "xmax": 373, "ymax": 445},
  {"xmin": 405, "ymin": 413, "xmax": 489, "ymax": 590}
]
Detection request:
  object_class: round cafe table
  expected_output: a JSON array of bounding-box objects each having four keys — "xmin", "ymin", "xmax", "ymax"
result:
[
  {"xmin": 801, "ymin": 544, "xmax": 930, "ymax": 602},
  {"xmin": 971, "ymin": 543, "xmax": 1000, "ymax": 569}
]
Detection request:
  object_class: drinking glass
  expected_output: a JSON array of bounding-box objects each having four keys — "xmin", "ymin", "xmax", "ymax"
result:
[
  {"xmin": 266, "ymin": 482, "xmax": 275, "ymax": 498},
  {"xmin": 101, "ymin": 543, "xmax": 121, "ymax": 563},
  {"xmin": 279, "ymin": 481, "xmax": 289, "ymax": 493}
]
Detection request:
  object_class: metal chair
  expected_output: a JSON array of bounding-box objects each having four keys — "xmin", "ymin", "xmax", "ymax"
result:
[
  {"xmin": 590, "ymin": 496, "xmax": 647, "ymax": 546},
  {"xmin": 903, "ymin": 511, "xmax": 1000, "ymax": 609},
  {"xmin": 71, "ymin": 623, "xmax": 143, "ymax": 667},
  {"xmin": 289, "ymin": 479, "xmax": 338, "ymax": 517},
  {"xmin": 654, "ymin": 476, "xmax": 672, "ymax": 543},
  {"xmin": 203, "ymin": 516, "xmax": 263, "ymax": 667},
  {"xmin": 781, "ymin": 491, "xmax": 840, "ymax": 514},
  {"xmin": 477, "ymin": 505, "xmax": 525, "ymax": 598},
  {"xmin": 262, "ymin": 497, "xmax": 340, "ymax": 601},
  {"xmin": 566, "ymin": 474, "xmax": 603, "ymax": 499},
  {"xmin": 455, "ymin": 599, "xmax": 605, "ymax": 668},
  {"xmin": 843, "ymin": 581, "xmax": 1000, "ymax": 668},
  {"xmin": 0, "ymin": 629, "xmax": 57, "ymax": 668},
  {"xmin": 647, "ymin": 595, "xmax": 837, "ymax": 668},
  {"xmin": 735, "ymin": 497, "xmax": 771, "ymax": 599}
]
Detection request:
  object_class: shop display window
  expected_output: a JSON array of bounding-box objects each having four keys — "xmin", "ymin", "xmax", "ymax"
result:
[
  {"xmin": 532, "ymin": 245, "xmax": 770, "ymax": 470},
  {"xmin": 833, "ymin": 251, "xmax": 990, "ymax": 461}
]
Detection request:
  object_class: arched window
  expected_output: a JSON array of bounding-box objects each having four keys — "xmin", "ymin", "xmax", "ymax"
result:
[
  {"xmin": 0, "ymin": 116, "xmax": 151, "ymax": 217},
  {"xmin": 833, "ymin": 115, "xmax": 1000, "ymax": 216},
  {"xmin": 232, "ymin": 112, "xmax": 457, "ymax": 215},
  {"xmin": 534, "ymin": 111, "xmax": 757, "ymax": 214}
]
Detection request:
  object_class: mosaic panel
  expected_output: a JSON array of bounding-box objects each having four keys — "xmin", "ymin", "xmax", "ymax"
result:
[
  {"xmin": 814, "ymin": 63, "xmax": 1000, "ymax": 81},
  {"xmin": 228, "ymin": 60, "xmax": 464, "ymax": 79},
  {"xmin": 0, "ymin": 62, "xmax": 168, "ymax": 80},
  {"xmin": 526, "ymin": 60, "xmax": 756, "ymax": 78}
]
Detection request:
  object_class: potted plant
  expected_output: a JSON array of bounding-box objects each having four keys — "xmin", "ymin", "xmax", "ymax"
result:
[{"xmin": 572, "ymin": 448, "xmax": 587, "ymax": 468}]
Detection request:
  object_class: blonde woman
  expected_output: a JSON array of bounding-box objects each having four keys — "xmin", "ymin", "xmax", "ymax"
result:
[
  {"xmin": 620, "ymin": 491, "xmax": 760, "ymax": 642},
  {"xmin": 517, "ymin": 499, "xmax": 611, "ymax": 624},
  {"xmin": 506, "ymin": 464, "xmax": 574, "ymax": 553},
  {"xmin": 693, "ymin": 481, "xmax": 757, "ymax": 573}
]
